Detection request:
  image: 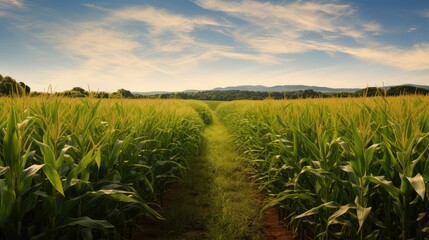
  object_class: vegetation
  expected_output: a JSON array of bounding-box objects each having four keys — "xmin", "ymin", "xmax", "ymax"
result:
[
  {"xmin": 203, "ymin": 115, "xmax": 263, "ymax": 239},
  {"xmin": 355, "ymin": 86, "xmax": 429, "ymax": 97},
  {"xmin": 0, "ymin": 74, "xmax": 30, "ymax": 96},
  {"xmin": 0, "ymin": 97, "xmax": 209, "ymax": 239},
  {"xmin": 56, "ymin": 87, "xmax": 89, "ymax": 98},
  {"xmin": 155, "ymin": 86, "xmax": 428, "ymax": 101},
  {"xmin": 158, "ymin": 89, "xmax": 322, "ymax": 100},
  {"xmin": 136, "ymin": 113, "xmax": 263, "ymax": 239},
  {"xmin": 56, "ymin": 88, "xmax": 135, "ymax": 99},
  {"xmin": 2, "ymin": 71, "xmax": 429, "ymax": 239},
  {"xmin": 2, "ymin": 72, "xmax": 427, "ymax": 100},
  {"xmin": 218, "ymin": 96, "xmax": 429, "ymax": 239}
]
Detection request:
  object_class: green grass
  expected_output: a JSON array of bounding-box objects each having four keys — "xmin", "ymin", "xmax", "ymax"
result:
[
  {"xmin": 205, "ymin": 115, "xmax": 262, "ymax": 240},
  {"xmin": 153, "ymin": 109, "xmax": 264, "ymax": 240},
  {"xmin": 204, "ymin": 101, "xmax": 224, "ymax": 111}
]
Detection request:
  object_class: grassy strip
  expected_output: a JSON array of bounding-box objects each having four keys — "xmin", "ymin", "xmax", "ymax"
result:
[
  {"xmin": 205, "ymin": 115, "xmax": 263, "ymax": 240},
  {"xmin": 153, "ymin": 110, "xmax": 263, "ymax": 240}
]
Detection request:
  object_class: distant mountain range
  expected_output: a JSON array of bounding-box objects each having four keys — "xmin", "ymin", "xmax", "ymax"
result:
[
  {"xmin": 211, "ymin": 85, "xmax": 360, "ymax": 93},
  {"xmin": 134, "ymin": 84, "xmax": 429, "ymax": 95}
]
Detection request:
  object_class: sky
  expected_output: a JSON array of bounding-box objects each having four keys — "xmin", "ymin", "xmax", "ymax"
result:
[{"xmin": 1, "ymin": 0, "xmax": 429, "ymax": 92}]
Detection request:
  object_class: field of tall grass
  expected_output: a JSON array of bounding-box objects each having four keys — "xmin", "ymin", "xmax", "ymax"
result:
[
  {"xmin": 0, "ymin": 97, "xmax": 210, "ymax": 239},
  {"xmin": 218, "ymin": 96, "xmax": 429, "ymax": 239}
]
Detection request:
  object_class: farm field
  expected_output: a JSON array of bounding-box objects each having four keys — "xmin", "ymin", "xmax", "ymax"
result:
[
  {"xmin": 133, "ymin": 111, "xmax": 266, "ymax": 239},
  {"xmin": 1, "ymin": 96, "xmax": 429, "ymax": 240},
  {"xmin": 2, "ymin": 1, "xmax": 429, "ymax": 239},
  {"xmin": 0, "ymin": 98, "xmax": 208, "ymax": 239},
  {"xmin": 218, "ymin": 96, "xmax": 429, "ymax": 239}
]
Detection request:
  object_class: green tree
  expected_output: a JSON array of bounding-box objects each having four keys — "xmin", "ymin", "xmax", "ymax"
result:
[
  {"xmin": 71, "ymin": 87, "xmax": 89, "ymax": 96},
  {"xmin": 92, "ymin": 91, "xmax": 109, "ymax": 99},
  {"xmin": 0, "ymin": 74, "xmax": 28, "ymax": 96},
  {"xmin": 111, "ymin": 89, "xmax": 134, "ymax": 98},
  {"xmin": 56, "ymin": 87, "xmax": 89, "ymax": 98}
]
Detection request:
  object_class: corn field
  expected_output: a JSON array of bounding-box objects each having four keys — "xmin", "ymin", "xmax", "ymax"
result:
[
  {"xmin": 218, "ymin": 96, "xmax": 429, "ymax": 240},
  {"xmin": 0, "ymin": 97, "xmax": 209, "ymax": 239}
]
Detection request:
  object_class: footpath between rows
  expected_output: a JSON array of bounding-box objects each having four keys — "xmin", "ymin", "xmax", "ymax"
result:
[{"xmin": 134, "ymin": 110, "xmax": 294, "ymax": 240}]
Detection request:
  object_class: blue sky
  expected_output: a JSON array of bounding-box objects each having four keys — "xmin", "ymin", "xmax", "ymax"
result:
[{"xmin": 1, "ymin": 0, "xmax": 429, "ymax": 92}]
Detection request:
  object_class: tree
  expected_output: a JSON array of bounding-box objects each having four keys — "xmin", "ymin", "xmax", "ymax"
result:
[
  {"xmin": 387, "ymin": 85, "xmax": 429, "ymax": 96},
  {"xmin": 92, "ymin": 91, "xmax": 109, "ymax": 99},
  {"xmin": 0, "ymin": 74, "xmax": 29, "ymax": 96},
  {"xmin": 71, "ymin": 87, "xmax": 89, "ymax": 96},
  {"xmin": 111, "ymin": 89, "xmax": 134, "ymax": 98},
  {"xmin": 55, "ymin": 87, "xmax": 89, "ymax": 98},
  {"xmin": 19, "ymin": 82, "xmax": 31, "ymax": 95}
]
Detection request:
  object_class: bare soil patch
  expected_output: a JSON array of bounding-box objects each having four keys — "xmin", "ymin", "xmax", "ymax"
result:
[{"xmin": 262, "ymin": 206, "xmax": 295, "ymax": 240}]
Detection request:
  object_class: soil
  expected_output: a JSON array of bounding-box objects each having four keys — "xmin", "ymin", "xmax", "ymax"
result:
[
  {"xmin": 132, "ymin": 188, "xmax": 296, "ymax": 240},
  {"xmin": 262, "ymin": 206, "xmax": 295, "ymax": 240},
  {"xmin": 131, "ymin": 183, "xmax": 211, "ymax": 240}
]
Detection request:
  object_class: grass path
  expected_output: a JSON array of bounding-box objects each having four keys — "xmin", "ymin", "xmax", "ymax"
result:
[
  {"xmin": 135, "ymin": 110, "xmax": 264, "ymax": 239},
  {"xmin": 201, "ymin": 114, "xmax": 264, "ymax": 239}
]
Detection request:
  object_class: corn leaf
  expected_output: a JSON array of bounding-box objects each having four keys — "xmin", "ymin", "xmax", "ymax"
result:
[
  {"xmin": 43, "ymin": 164, "xmax": 64, "ymax": 196},
  {"xmin": 406, "ymin": 173, "xmax": 425, "ymax": 200}
]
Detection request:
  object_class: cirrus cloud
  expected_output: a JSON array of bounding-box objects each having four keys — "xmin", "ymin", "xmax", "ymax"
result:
[
  {"xmin": 194, "ymin": 0, "xmax": 429, "ymax": 71},
  {"xmin": 7, "ymin": 0, "xmax": 429, "ymax": 91}
]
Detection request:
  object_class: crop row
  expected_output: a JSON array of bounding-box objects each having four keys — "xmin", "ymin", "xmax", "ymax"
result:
[
  {"xmin": 0, "ymin": 98, "xmax": 208, "ymax": 239},
  {"xmin": 218, "ymin": 97, "xmax": 429, "ymax": 239}
]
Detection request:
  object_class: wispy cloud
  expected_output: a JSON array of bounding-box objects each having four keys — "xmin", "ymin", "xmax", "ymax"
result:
[
  {"xmin": 194, "ymin": 0, "xmax": 429, "ymax": 72},
  {"xmin": 10, "ymin": 0, "xmax": 429, "ymax": 91},
  {"xmin": 363, "ymin": 21, "xmax": 382, "ymax": 34},
  {"xmin": 32, "ymin": 4, "xmax": 279, "ymax": 91},
  {"xmin": 0, "ymin": 0, "xmax": 24, "ymax": 7},
  {"xmin": 0, "ymin": 0, "xmax": 25, "ymax": 16},
  {"xmin": 112, "ymin": 6, "xmax": 222, "ymax": 34},
  {"xmin": 194, "ymin": 0, "xmax": 360, "ymax": 39},
  {"xmin": 344, "ymin": 44, "xmax": 429, "ymax": 71},
  {"xmin": 193, "ymin": 0, "xmax": 373, "ymax": 55}
]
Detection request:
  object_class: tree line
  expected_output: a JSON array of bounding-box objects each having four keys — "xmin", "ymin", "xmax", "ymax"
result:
[
  {"xmin": 154, "ymin": 86, "xmax": 429, "ymax": 100},
  {"xmin": 0, "ymin": 74, "xmax": 30, "ymax": 96},
  {"xmin": 52, "ymin": 87, "xmax": 135, "ymax": 99},
  {"xmin": 1, "ymin": 73, "xmax": 428, "ymax": 100}
]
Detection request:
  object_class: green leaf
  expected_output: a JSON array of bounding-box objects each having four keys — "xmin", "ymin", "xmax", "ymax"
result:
[
  {"xmin": 364, "ymin": 144, "xmax": 379, "ymax": 172},
  {"xmin": 0, "ymin": 184, "xmax": 16, "ymax": 224},
  {"xmin": 61, "ymin": 216, "xmax": 114, "ymax": 230},
  {"xmin": 365, "ymin": 175, "xmax": 400, "ymax": 200},
  {"xmin": 407, "ymin": 173, "xmax": 425, "ymax": 200},
  {"xmin": 18, "ymin": 164, "xmax": 45, "ymax": 196},
  {"xmin": 356, "ymin": 203, "xmax": 371, "ymax": 233},
  {"xmin": 295, "ymin": 201, "xmax": 338, "ymax": 219},
  {"xmin": 22, "ymin": 164, "xmax": 44, "ymax": 177},
  {"xmin": 90, "ymin": 189, "xmax": 164, "ymax": 220},
  {"xmin": 4, "ymin": 107, "xmax": 19, "ymax": 170},
  {"xmin": 56, "ymin": 145, "xmax": 73, "ymax": 169},
  {"xmin": 43, "ymin": 164, "xmax": 64, "ymax": 196},
  {"xmin": 95, "ymin": 148, "xmax": 101, "ymax": 170},
  {"xmin": 263, "ymin": 191, "xmax": 312, "ymax": 211},
  {"xmin": 67, "ymin": 149, "xmax": 95, "ymax": 184},
  {"xmin": 0, "ymin": 166, "xmax": 9, "ymax": 176},
  {"xmin": 36, "ymin": 141, "xmax": 56, "ymax": 167},
  {"xmin": 327, "ymin": 204, "xmax": 354, "ymax": 227}
]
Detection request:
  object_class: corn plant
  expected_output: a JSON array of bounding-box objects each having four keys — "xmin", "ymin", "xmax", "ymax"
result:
[
  {"xmin": 0, "ymin": 97, "xmax": 207, "ymax": 239},
  {"xmin": 218, "ymin": 96, "xmax": 429, "ymax": 239}
]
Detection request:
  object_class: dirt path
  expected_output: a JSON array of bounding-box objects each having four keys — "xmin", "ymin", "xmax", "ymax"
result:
[
  {"xmin": 133, "ymin": 111, "xmax": 294, "ymax": 239},
  {"xmin": 262, "ymin": 207, "xmax": 295, "ymax": 240}
]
